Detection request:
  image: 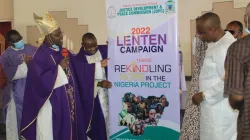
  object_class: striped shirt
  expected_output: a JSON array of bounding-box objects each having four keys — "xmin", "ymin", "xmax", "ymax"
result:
[{"xmin": 224, "ymin": 35, "xmax": 250, "ymax": 140}]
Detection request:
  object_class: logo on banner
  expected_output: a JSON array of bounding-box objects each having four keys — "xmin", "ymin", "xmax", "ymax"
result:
[
  {"xmin": 107, "ymin": 6, "xmax": 116, "ymax": 18},
  {"xmin": 165, "ymin": 0, "xmax": 175, "ymax": 13}
]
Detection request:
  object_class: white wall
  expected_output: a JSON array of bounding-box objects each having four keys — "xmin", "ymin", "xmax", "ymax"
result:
[
  {"xmin": 0, "ymin": 0, "xmax": 13, "ymax": 21},
  {"xmin": 13, "ymin": 0, "xmax": 249, "ymax": 75},
  {"xmin": 13, "ymin": 0, "xmax": 107, "ymax": 44},
  {"xmin": 234, "ymin": 0, "xmax": 250, "ymax": 8}
]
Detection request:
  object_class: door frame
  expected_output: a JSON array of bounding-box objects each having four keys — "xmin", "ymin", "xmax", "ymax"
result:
[
  {"xmin": 0, "ymin": 21, "xmax": 12, "ymax": 53},
  {"xmin": 0, "ymin": 34, "xmax": 5, "ymax": 54}
]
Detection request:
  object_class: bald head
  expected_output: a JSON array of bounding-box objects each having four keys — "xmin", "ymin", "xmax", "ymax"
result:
[
  {"xmin": 196, "ymin": 12, "xmax": 224, "ymax": 42},
  {"xmin": 82, "ymin": 32, "xmax": 96, "ymax": 43},
  {"xmin": 197, "ymin": 12, "xmax": 221, "ymax": 29},
  {"xmin": 226, "ymin": 21, "xmax": 243, "ymax": 39},
  {"xmin": 81, "ymin": 32, "xmax": 98, "ymax": 55}
]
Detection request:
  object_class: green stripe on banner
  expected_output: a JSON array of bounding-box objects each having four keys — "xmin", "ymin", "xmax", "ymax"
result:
[
  {"xmin": 110, "ymin": 126, "xmax": 180, "ymax": 140},
  {"xmin": 110, "ymin": 128, "xmax": 129, "ymax": 139}
]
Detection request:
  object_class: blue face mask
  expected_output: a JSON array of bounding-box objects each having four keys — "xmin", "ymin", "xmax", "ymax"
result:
[
  {"xmin": 52, "ymin": 44, "xmax": 60, "ymax": 51},
  {"xmin": 48, "ymin": 36, "xmax": 60, "ymax": 51},
  {"xmin": 51, "ymin": 44, "xmax": 60, "ymax": 50},
  {"xmin": 13, "ymin": 39, "xmax": 24, "ymax": 49}
]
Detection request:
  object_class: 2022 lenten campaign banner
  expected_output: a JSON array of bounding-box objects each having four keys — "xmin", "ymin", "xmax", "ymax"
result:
[{"xmin": 106, "ymin": 0, "xmax": 180, "ymax": 139}]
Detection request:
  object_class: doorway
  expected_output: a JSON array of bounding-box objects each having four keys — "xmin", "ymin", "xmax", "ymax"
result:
[{"xmin": 0, "ymin": 22, "xmax": 12, "ymax": 54}]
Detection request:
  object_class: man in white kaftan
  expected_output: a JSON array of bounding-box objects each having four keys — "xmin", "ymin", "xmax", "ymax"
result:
[{"xmin": 192, "ymin": 12, "xmax": 238, "ymax": 140}]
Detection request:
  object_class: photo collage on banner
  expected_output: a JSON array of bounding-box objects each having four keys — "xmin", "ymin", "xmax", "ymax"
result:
[{"xmin": 106, "ymin": 0, "xmax": 179, "ymax": 139}]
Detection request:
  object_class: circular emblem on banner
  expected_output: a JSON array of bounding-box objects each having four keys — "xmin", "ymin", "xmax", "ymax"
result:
[
  {"xmin": 165, "ymin": 0, "xmax": 175, "ymax": 14},
  {"xmin": 107, "ymin": 6, "xmax": 116, "ymax": 18}
]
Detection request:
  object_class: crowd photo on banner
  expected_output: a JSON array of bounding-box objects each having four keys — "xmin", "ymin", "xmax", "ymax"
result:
[
  {"xmin": 119, "ymin": 93, "xmax": 169, "ymax": 135},
  {"xmin": 0, "ymin": 0, "xmax": 250, "ymax": 140}
]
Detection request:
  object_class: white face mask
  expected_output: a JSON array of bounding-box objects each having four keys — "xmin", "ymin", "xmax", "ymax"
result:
[
  {"xmin": 245, "ymin": 28, "xmax": 250, "ymax": 34},
  {"xmin": 246, "ymin": 15, "xmax": 250, "ymax": 34}
]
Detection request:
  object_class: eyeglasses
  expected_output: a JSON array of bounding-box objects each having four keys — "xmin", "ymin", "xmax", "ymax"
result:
[
  {"xmin": 225, "ymin": 30, "xmax": 242, "ymax": 35},
  {"xmin": 224, "ymin": 30, "xmax": 235, "ymax": 35}
]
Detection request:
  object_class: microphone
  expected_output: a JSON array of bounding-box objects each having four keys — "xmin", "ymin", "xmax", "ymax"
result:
[{"xmin": 62, "ymin": 48, "xmax": 69, "ymax": 74}]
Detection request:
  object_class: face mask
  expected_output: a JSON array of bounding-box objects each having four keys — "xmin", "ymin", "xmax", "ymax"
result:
[
  {"xmin": 52, "ymin": 44, "xmax": 60, "ymax": 51},
  {"xmin": 48, "ymin": 36, "xmax": 60, "ymax": 51},
  {"xmin": 13, "ymin": 39, "xmax": 24, "ymax": 49}
]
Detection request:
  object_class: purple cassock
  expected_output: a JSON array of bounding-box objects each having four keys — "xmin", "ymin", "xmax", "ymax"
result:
[
  {"xmin": 21, "ymin": 42, "xmax": 107, "ymax": 140},
  {"xmin": 75, "ymin": 45, "xmax": 108, "ymax": 76},
  {"xmin": 70, "ymin": 45, "xmax": 108, "ymax": 140},
  {"xmin": 74, "ymin": 45, "xmax": 108, "ymax": 77},
  {"xmin": 1, "ymin": 45, "xmax": 37, "ymax": 130}
]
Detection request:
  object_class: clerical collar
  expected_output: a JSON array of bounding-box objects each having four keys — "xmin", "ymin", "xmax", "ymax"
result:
[{"xmin": 11, "ymin": 46, "xmax": 25, "ymax": 51}]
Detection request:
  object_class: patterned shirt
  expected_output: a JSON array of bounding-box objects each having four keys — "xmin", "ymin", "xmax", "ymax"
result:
[{"xmin": 224, "ymin": 35, "xmax": 250, "ymax": 140}]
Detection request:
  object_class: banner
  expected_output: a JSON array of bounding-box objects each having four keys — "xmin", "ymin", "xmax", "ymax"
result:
[{"xmin": 106, "ymin": 0, "xmax": 180, "ymax": 139}]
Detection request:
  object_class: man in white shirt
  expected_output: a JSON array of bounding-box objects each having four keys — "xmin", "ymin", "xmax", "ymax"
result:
[{"xmin": 192, "ymin": 12, "xmax": 238, "ymax": 140}]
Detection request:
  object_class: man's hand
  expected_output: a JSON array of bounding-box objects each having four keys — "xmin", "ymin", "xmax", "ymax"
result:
[
  {"xmin": 101, "ymin": 58, "xmax": 110, "ymax": 67},
  {"xmin": 25, "ymin": 56, "xmax": 32, "ymax": 64},
  {"xmin": 229, "ymin": 94, "xmax": 244, "ymax": 110},
  {"xmin": 97, "ymin": 80, "xmax": 112, "ymax": 89},
  {"xmin": 192, "ymin": 92, "xmax": 204, "ymax": 105},
  {"xmin": 179, "ymin": 90, "xmax": 183, "ymax": 94},
  {"xmin": 59, "ymin": 57, "xmax": 69, "ymax": 69}
]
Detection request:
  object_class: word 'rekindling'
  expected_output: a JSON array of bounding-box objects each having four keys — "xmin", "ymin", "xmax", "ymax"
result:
[{"xmin": 115, "ymin": 64, "xmax": 171, "ymax": 73}]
